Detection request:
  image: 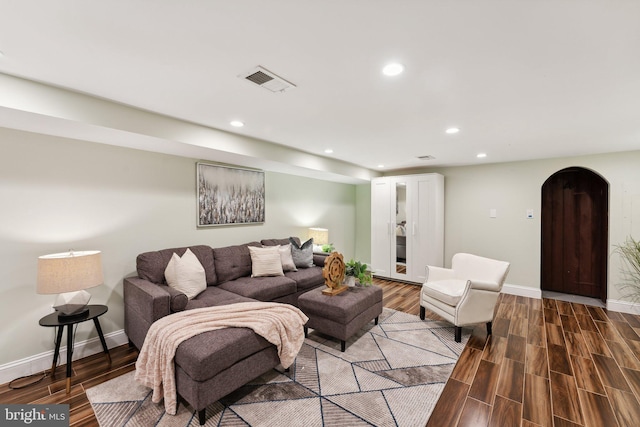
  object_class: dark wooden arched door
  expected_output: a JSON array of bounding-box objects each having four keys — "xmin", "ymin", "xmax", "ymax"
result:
[{"xmin": 541, "ymin": 167, "xmax": 608, "ymax": 302}]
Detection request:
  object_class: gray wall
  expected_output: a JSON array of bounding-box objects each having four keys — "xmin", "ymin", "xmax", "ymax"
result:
[
  {"xmin": 354, "ymin": 184, "xmax": 371, "ymax": 263},
  {"xmin": 0, "ymin": 127, "xmax": 357, "ymax": 366},
  {"xmin": 370, "ymin": 150, "xmax": 640, "ymax": 299},
  {"xmin": 3, "ymin": 120, "xmax": 639, "ymax": 370}
]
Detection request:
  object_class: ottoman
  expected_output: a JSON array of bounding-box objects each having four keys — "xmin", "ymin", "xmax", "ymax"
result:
[{"xmin": 298, "ymin": 285, "xmax": 383, "ymax": 351}]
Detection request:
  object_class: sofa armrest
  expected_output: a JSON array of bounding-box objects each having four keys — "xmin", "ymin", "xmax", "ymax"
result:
[
  {"xmin": 425, "ymin": 266, "xmax": 456, "ymax": 282},
  {"xmin": 313, "ymin": 252, "xmax": 329, "ymax": 267},
  {"xmin": 163, "ymin": 285, "xmax": 189, "ymax": 312},
  {"xmin": 123, "ymin": 277, "xmax": 172, "ymax": 349}
]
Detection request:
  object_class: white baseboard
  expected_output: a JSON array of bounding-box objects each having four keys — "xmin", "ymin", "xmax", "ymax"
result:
[
  {"xmin": 498, "ymin": 288, "xmax": 640, "ymax": 314},
  {"xmin": 607, "ymin": 299, "xmax": 640, "ymax": 315},
  {"xmin": 0, "ymin": 329, "xmax": 128, "ymax": 386},
  {"xmin": 502, "ymin": 283, "xmax": 542, "ymax": 299}
]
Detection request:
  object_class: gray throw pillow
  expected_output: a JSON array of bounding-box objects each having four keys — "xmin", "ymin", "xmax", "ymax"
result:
[{"xmin": 289, "ymin": 237, "xmax": 314, "ymax": 268}]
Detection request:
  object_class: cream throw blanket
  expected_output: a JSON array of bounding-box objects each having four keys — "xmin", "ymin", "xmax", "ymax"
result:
[{"xmin": 134, "ymin": 301, "xmax": 309, "ymax": 414}]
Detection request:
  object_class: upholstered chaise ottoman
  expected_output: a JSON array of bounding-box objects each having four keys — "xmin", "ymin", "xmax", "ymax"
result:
[
  {"xmin": 174, "ymin": 326, "xmax": 280, "ymax": 425},
  {"xmin": 298, "ymin": 285, "xmax": 383, "ymax": 351}
]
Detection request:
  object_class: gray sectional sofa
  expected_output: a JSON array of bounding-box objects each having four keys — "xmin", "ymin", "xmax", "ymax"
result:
[{"xmin": 123, "ymin": 237, "xmax": 327, "ymax": 424}]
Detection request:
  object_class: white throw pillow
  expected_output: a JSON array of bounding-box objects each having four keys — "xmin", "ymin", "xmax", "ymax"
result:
[
  {"xmin": 249, "ymin": 245, "xmax": 284, "ymax": 277},
  {"xmin": 164, "ymin": 248, "xmax": 207, "ymax": 300},
  {"xmin": 278, "ymin": 244, "xmax": 298, "ymax": 272}
]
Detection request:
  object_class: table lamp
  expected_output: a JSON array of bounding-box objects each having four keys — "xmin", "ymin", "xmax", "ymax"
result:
[
  {"xmin": 308, "ymin": 227, "xmax": 329, "ymax": 252},
  {"xmin": 37, "ymin": 250, "xmax": 103, "ymax": 319}
]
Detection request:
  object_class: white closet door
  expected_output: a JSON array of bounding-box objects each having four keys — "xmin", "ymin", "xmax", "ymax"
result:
[
  {"xmin": 410, "ymin": 176, "xmax": 431, "ymax": 281},
  {"xmin": 370, "ymin": 178, "xmax": 392, "ymax": 277},
  {"xmin": 370, "ymin": 173, "xmax": 444, "ymax": 283}
]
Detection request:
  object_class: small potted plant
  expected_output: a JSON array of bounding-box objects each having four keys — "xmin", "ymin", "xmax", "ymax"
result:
[
  {"xmin": 321, "ymin": 243, "xmax": 335, "ymax": 253},
  {"xmin": 344, "ymin": 259, "xmax": 373, "ymax": 287}
]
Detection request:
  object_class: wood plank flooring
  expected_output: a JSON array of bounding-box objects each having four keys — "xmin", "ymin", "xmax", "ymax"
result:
[
  {"xmin": 2, "ymin": 279, "xmax": 640, "ymax": 426},
  {"xmin": 427, "ymin": 291, "xmax": 640, "ymax": 427}
]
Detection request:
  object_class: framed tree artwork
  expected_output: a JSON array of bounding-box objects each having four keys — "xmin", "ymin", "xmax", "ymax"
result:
[{"xmin": 197, "ymin": 162, "xmax": 265, "ymax": 227}]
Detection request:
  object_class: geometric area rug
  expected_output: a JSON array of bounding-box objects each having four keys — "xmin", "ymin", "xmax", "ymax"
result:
[{"xmin": 86, "ymin": 308, "xmax": 469, "ymax": 426}]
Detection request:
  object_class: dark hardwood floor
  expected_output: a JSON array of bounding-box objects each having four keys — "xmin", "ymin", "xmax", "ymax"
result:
[
  {"xmin": 2, "ymin": 278, "xmax": 640, "ymax": 426},
  {"xmin": 426, "ymin": 290, "xmax": 640, "ymax": 427}
]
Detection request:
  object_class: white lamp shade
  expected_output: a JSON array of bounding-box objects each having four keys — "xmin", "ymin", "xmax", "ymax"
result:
[
  {"xmin": 308, "ymin": 228, "xmax": 329, "ymax": 246},
  {"xmin": 37, "ymin": 250, "xmax": 103, "ymax": 294}
]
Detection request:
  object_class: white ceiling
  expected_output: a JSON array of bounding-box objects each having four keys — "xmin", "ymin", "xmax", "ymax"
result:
[{"xmin": 1, "ymin": 1, "xmax": 639, "ymax": 177}]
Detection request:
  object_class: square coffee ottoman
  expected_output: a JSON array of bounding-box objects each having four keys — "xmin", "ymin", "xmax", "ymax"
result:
[{"xmin": 298, "ymin": 285, "xmax": 383, "ymax": 351}]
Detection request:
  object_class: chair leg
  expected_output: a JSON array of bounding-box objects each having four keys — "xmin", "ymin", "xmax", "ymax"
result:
[
  {"xmin": 198, "ymin": 409, "xmax": 206, "ymax": 425},
  {"xmin": 419, "ymin": 306, "xmax": 425, "ymax": 320},
  {"xmin": 454, "ymin": 326, "xmax": 462, "ymax": 343},
  {"xmin": 486, "ymin": 322, "xmax": 493, "ymax": 336}
]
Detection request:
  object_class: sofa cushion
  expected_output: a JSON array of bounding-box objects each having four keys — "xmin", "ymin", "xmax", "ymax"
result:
[
  {"xmin": 261, "ymin": 238, "xmax": 298, "ymax": 272},
  {"xmin": 249, "ymin": 246, "xmax": 284, "ymax": 277},
  {"xmin": 278, "ymin": 244, "xmax": 298, "ymax": 272},
  {"xmin": 261, "ymin": 237, "xmax": 300, "ymax": 247},
  {"xmin": 175, "ymin": 326, "xmax": 273, "ymax": 381},
  {"xmin": 217, "ymin": 275, "xmax": 297, "ymax": 301},
  {"xmin": 213, "ymin": 242, "xmax": 261, "ymax": 284},
  {"xmin": 137, "ymin": 245, "xmax": 216, "ymax": 286},
  {"xmin": 184, "ymin": 286, "xmax": 256, "ymax": 310},
  {"xmin": 164, "ymin": 248, "xmax": 207, "ymax": 299},
  {"xmin": 289, "ymin": 237, "xmax": 314, "ymax": 268},
  {"xmin": 285, "ymin": 266, "xmax": 325, "ymax": 291}
]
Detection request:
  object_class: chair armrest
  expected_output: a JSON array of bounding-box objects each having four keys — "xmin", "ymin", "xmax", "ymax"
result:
[
  {"xmin": 456, "ymin": 288, "xmax": 501, "ymax": 326},
  {"xmin": 425, "ymin": 266, "xmax": 456, "ymax": 282},
  {"xmin": 469, "ymin": 279, "xmax": 501, "ymax": 292}
]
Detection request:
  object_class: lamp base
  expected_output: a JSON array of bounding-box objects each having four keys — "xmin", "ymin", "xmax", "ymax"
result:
[
  {"xmin": 53, "ymin": 290, "xmax": 91, "ymax": 318},
  {"xmin": 56, "ymin": 306, "xmax": 90, "ymax": 320}
]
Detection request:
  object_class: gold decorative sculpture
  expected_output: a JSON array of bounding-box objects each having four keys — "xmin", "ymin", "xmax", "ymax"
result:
[{"xmin": 322, "ymin": 252, "xmax": 348, "ymax": 296}]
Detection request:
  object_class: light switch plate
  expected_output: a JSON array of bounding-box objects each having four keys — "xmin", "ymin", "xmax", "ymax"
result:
[
  {"xmin": 526, "ymin": 209, "xmax": 534, "ymax": 219},
  {"xmin": 490, "ymin": 209, "xmax": 497, "ymax": 218}
]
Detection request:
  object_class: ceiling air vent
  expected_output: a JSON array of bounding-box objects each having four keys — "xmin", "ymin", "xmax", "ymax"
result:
[
  {"xmin": 239, "ymin": 66, "xmax": 296, "ymax": 93},
  {"xmin": 417, "ymin": 155, "xmax": 436, "ymax": 161}
]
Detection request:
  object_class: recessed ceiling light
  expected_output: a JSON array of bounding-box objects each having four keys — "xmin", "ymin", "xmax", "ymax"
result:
[
  {"xmin": 382, "ymin": 63, "xmax": 404, "ymax": 76},
  {"xmin": 378, "ymin": 164, "xmax": 385, "ymax": 168},
  {"xmin": 477, "ymin": 153, "xmax": 487, "ymax": 158},
  {"xmin": 324, "ymin": 149, "xmax": 334, "ymax": 154},
  {"xmin": 230, "ymin": 120, "xmax": 244, "ymax": 128},
  {"xmin": 445, "ymin": 127, "xmax": 460, "ymax": 134}
]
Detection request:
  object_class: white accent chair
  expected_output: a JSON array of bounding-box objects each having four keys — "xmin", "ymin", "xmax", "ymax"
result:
[{"xmin": 420, "ymin": 253, "xmax": 510, "ymax": 342}]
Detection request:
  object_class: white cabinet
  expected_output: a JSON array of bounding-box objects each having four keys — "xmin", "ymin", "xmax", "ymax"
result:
[{"xmin": 371, "ymin": 173, "xmax": 444, "ymax": 283}]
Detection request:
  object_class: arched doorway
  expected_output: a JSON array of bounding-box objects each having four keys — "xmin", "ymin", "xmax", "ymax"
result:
[{"xmin": 541, "ymin": 167, "xmax": 609, "ymax": 302}]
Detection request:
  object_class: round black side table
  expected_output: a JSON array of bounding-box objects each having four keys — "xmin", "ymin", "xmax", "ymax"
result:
[{"xmin": 39, "ymin": 304, "xmax": 111, "ymax": 393}]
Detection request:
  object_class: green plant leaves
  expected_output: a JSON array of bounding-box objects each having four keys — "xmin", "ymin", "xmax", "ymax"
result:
[{"xmin": 615, "ymin": 236, "xmax": 640, "ymax": 302}]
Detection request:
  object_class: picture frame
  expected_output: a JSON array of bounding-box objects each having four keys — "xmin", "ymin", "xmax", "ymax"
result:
[{"xmin": 197, "ymin": 162, "xmax": 265, "ymax": 227}]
